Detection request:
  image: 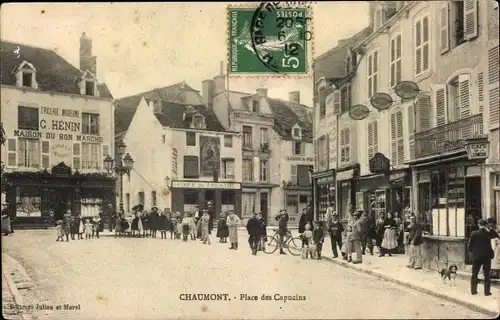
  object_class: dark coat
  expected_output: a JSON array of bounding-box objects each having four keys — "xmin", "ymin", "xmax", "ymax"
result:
[
  {"xmin": 142, "ymin": 213, "xmax": 150, "ymax": 230},
  {"xmin": 70, "ymin": 217, "xmax": 80, "ymax": 234},
  {"xmin": 157, "ymin": 214, "xmax": 167, "ymax": 230},
  {"xmin": 217, "ymin": 218, "xmax": 229, "ymax": 238},
  {"xmin": 298, "ymin": 213, "xmax": 308, "ymax": 234},
  {"xmin": 328, "ymin": 221, "xmax": 344, "ymax": 239},
  {"xmin": 259, "ymin": 217, "xmax": 267, "ymax": 237},
  {"xmin": 468, "ymin": 228, "xmax": 495, "ymax": 261},
  {"xmin": 207, "ymin": 206, "xmax": 214, "ymax": 231},
  {"xmin": 149, "ymin": 212, "xmax": 159, "ymax": 230},
  {"xmin": 131, "ymin": 217, "xmax": 139, "ymax": 230},
  {"xmin": 313, "ymin": 227, "xmax": 324, "ymax": 244},
  {"xmin": 407, "ymin": 222, "xmax": 423, "ymax": 246},
  {"xmin": 246, "ymin": 217, "xmax": 262, "ymax": 236}
]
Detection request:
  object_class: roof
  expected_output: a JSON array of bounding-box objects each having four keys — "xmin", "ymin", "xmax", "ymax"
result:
[
  {"xmin": 216, "ymin": 90, "xmax": 313, "ymax": 142},
  {"xmin": 0, "ymin": 40, "xmax": 113, "ymax": 99},
  {"xmin": 114, "ymin": 82, "xmax": 200, "ymax": 134},
  {"xmin": 153, "ymin": 101, "xmax": 225, "ymax": 132},
  {"xmin": 313, "ymin": 27, "xmax": 372, "ymax": 84}
]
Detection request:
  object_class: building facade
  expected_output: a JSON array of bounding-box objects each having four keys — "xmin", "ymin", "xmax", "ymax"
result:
[
  {"xmin": 0, "ymin": 34, "xmax": 115, "ymax": 227},
  {"xmin": 118, "ymin": 96, "xmax": 243, "ymax": 219},
  {"xmin": 209, "ymin": 76, "xmax": 313, "ymax": 226},
  {"xmin": 312, "ymin": 0, "xmax": 499, "ymax": 270}
]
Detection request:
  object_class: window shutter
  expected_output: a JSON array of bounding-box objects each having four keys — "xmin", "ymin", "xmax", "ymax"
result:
[
  {"xmin": 291, "ymin": 165, "xmax": 297, "ymax": 184},
  {"xmin": 396, "ymin": 35, "xmax": 402, "ymax": 85},
  {"xmin": 368, "ymin": 122, "xmax": 374, "ymax": 160},
  {"xmin": 390, "ymin": 113, "xmax": 397, "ymax": 165},
  {"xmin": 41, "ymin": 140, "xmax": 50, "ymax": 169},
  {"xmin": 396, "ymin": 111, "xmax": 404, "ymax": 165},
  {"xmin": 434, "ymin": 85, "xmax": 447, "ymax": 126},
  {"xmin": 477, "ymin": 72, "xmax": 484, "ymax": 113},
  {"xmin": 416, "ymin": 94, "xmax": 431, "ymax": 132},
  {"xmin": 73, "ymin": 142, "xmax": 81, "ymax": 170},
  {"xmin": 422, "ymin": 16, "xmax": 430, "ymax": 72},
  {"xmin": 440, "ymin": 3, "xmax": 450, "ymax": 54},
  {"xmin": 345, "ymin": 128, "xmax": 351, "ymax": 162},
  {"xmin": 7, "ymin": 138, "xmax": 17, "ymax": 167},
  {"xmin": 459, "ymin": 74, "xmax": 471, "ymax": 119},
  {"xmin": 489, "ymin": 45, "xmax": 500, "ymax": 129},
  {"xmin": 325, "ymin": 134, "xmax": 330, "ymax": 168},
  {"xmin": 333, "ymin": 90, "xmax": 341, "ymax": 115},
  {"xmin": 373, "ymin": 120, "xmax": 378, "ymax": 154},
  {"xmin": 464, "ymin": 0, "xmax": 478, "ymax": 40},
  {"xmin": 297, "ymin": 165, "xmax": 310, "ymax": 186},
  {"xmin": 102, "ymin": 144, "xmax": 109, "ymax": 171},
  {"xmin": 415, "ymin": 20, "xmax": 422, "ymax": 75},
  {"xmin": 407, "ymin": 102, "xmax": 415, "ymax": 134}
]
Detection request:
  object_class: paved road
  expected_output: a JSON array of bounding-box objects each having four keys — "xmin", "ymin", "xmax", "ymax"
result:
[{"xmin": 1, "ymin": 230, "xmax": 490, "ymax": 319}]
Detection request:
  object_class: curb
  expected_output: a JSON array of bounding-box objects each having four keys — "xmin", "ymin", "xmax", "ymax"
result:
[
  {"xmin": 324, "ymin": 257, "xmax": 499, "ymax": 318},
  {"xmin": 2, "ymin": 259, "xmax": 32, "ymax": 320}
]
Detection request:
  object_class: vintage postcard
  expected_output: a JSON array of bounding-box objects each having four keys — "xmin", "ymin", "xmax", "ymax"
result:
[{"xmin": 1, "ymin": 1, "xmax": 499, "ymax": 320}]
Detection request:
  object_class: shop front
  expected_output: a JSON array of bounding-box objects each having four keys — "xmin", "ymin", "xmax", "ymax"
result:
[
  {"xmin": 2, "ymin": 162, "xmax": 116, "ymax": 228},
  {"xmin": 311, "ymin": 169, "xmax": 335, "ymax": 221},
  {"xmin": 170, "ymin": 180, "xmax": 242, "ymax": 219},
  {"xmin": 284, "ymin": 185, "xmax": 312, "ymax": 227},
  {"xmin": 387, "ymin": 169, "xmax": 412, "ymax": 216},
  {"xmin": 356, "ymin": 173, "xmax": 389, "ymax": 222},
  {"xmin": 335, "ymin": 164, "xmax": 360, "ymax": 221}
]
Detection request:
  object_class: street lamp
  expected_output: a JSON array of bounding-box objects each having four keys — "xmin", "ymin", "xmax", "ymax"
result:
[{"xmin": 104, "ymin": 141, "xmax": 134, "ymax": 212}]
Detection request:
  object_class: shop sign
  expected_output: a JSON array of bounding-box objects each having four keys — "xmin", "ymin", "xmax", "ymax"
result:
[
  {"xmin": 287, "ymin": 156, "xmax": 314, "ymax": 162},
  {"xmin": 172, "ymin": 181, "xmax": 241, "ymax": 189},
  {"xmin": 369, "ymin": 153, "xmax": 390, "ymax": 174},
  {"xmin": 172, "ymin": 148, "xmax": 178, "ymax": 180},
  {"xmin": 466, "ymin": 142, "xmax": 489, "ymax": 160},
  {"xmin": 317, "ymin": 175, "xmax": 335, "ymax": 185},
  {"xmin": 389, "ymin": 171, "xmax": 408, "ymax": 184}
]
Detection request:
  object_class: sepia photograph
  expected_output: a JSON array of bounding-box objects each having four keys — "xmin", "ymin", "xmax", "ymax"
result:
[{"xmin": 1, "ymin": 1, "xmax": 499, "ymax": 319}]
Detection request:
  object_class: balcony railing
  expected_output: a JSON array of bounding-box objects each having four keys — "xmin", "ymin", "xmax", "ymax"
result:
[{"xmin": 414, "ymin": 114, "xmax": 484, "ymax": 159}]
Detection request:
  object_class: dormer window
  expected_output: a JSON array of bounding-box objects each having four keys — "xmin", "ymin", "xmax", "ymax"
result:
[
  {"xmin": 252, "ymin": 100, "xmax": 260, "ymax": 113},
  {"xmin": 192, "ymin": 115, "xmax": 206, "ymax": 129},
  {"xmin": 22, "ymin": 72, "xmax": 32, "ymax": 87},
  {"xmin": 79, "ymin": 71, "xmax": 98, "ymax": 97},
  {"xmin": 292, "ymin": 124, "xmax": 302, "ymax": 140},
  {"xmin": 85, "ymin": 81, "xmax": 95, "ymax": 96},
  {"xmin": 15, "ymin": 61, "xmax": 38, "ymax": 89}
]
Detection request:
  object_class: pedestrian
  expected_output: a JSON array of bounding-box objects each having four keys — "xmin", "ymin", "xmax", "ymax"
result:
[
  {"xmin": 92, "ymin": 214, "xmax": 101, "ymax": 238},
  {"xmin": 78, "ymin": 214, "xmax": 85, "ymax": 240},
  {"xmin": 361, "ymin": 211, "xmax": 374, "ymax": 255},
  {"xmin": 55, "ymin": 220, "xmax": 64, "ymax": 242},
  {"xmin": 69, "ymin": 215, "xmax": 78, "ymax": 240},
  {"xmin": 227, "ymin": 210, "xmax": 240, "ymax": 250},
  {"xmin": 206, "ymin": 201, "xmax": 215, "ymax": 235},
  {"xmin": 342, "ymin": 203, "xmax": 356, "ymax": 261},
  {"xmin": 193, "ymin": 205, "xmax": 202, "ymax": 239},
  {"xmin": 62, "ymin": 212, "xmax": 70, "ymax": 242},
  {"xmin": 187, "ymin": 212, "xmax": 196, "ymax": 240},
  {"xmin": 169, "ymin": 214, "xmax": 177, "ymax": 239},
  {"xmin": 276, "ymin": 210, "xmax": 289, "ymax": 255},
  {"xmin": 1, "ymin": 209, "xmax": 13, "ymax": 236},
  {"xmin": 312, "ymin": 221, "xmax": 324, "ymax": 260},
  {"xmin": 150, "ymin": 207, "xmax": 159, "ymax": 238},
  {"xmin": 257, "ymin": 212, "xmax": 267, "ymax": 251},
  {"xmin": 328, "ymin": 214, "xmax": 344, "ymax": 258},
  {"xmin": 84, "ymin": 219, "xmax": 93, "ymax": 239},
  {"xmin": 246, "ymin": 212, "xmax": 262, "ymax": 255},
  {"xmin": 131, "ymin": 212, "xmax": 139, "ymax": 237},
  {"xmin": 380, "ymin": 212, "xmax": 398, "ymax": 257},
  {"xmin": 487, "ymin": 218, "xmax": 500, "ymax": 279},
  {"xmin": 302, "ymin": 224, "xmax": 313, "ymax": 259},
  {"xmin": 394, "ymin": 211, "xmax": 404, "ymax": 254},
  {"xmin": 469, "ymin": 219, "xmax": 494, "ymax": 296},
  {"xmin": 142, "ymin": 211, "xmax": 150, "ymax": 238},
  {"xmin": 175, "ymin": 212, "xmax": 183, "ymax": 239},
  {"xmin": 201, "ymin": 210, "xmax": 211, "ymax": 245},
  {"xmin": 325, "ymin": 202, "xmax": 335, "ymax": 223},
  {"xmin": 348, "ymin": 210, "xmax": 363, "ymax": 264},
  {"xmin": 298, "ymin": 208, "xmax": 309, "ymax": 235},
  {"xmin": 406, "ymin": 215, "xmax": 423, "ymax": 269},
  {"xmin": 115, "ymin": 214, "xmax": 123, "ymax": 237},
  {"xmin": 182, "ymin": 213, "xmax": 191, "ymax": 241},
  {"xmin": 158, "ymin": 210, "xmax": 168, "ymax": 239},
  {"xmin": 375, "ymin": 212, "xmax": 386, "ymax": 253},
  {"xmin": 217, "ymin": 212, "xmax": 229, "ymax": 243}
]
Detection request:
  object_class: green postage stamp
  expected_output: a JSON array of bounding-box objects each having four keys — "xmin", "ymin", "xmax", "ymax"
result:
[{"xmin": 228, "ymin": 2, "xmax": 313, "ymax": 76}]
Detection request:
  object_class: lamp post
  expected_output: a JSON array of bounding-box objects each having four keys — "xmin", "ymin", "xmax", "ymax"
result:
[{"xmin": 104, "ymin": 140, "xmax": 134, "ymax": 212}]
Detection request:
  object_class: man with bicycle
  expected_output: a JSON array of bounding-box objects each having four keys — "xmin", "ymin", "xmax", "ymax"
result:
[{"xmin": 275, "ymin": 209, "xmax": 289, "ymax": 255}]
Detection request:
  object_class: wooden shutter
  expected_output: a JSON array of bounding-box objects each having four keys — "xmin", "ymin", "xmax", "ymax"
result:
[
  {"xmin": 396, "ymin": 35, "xmax": 402, "ymax": 85},
  {"xmin": 440, "ymin": 3, "xmax": 450, "ymax": 54},
  {"xmin": 41, "ymin": 140, "xmax": 50, "ymax": 169},
  {"xmin": 373, "ymin": 51, "xmax": 379, "ymax": 94},
  {"xmin": 390, "ymin": 38, "xmax": 396, "ymax": 88},
  {"xmin": 434, "ymin": 84, "xmax": 447, "ymax": 126},
  {"xmin": 477, "ymin": 71, "xmax": 484, "ymax": 113},
  {"xmin": 459, "ymin": 74, "xmax": 471, "ymax": 119},
  {"xmin": 368, "ymin": 54, "xmax": 373, "ymax": 98},
  {"xmin": 333, "ymin": 90, "xmax": 341, "ymax": 115},
  {"xmin": 345, "ymin": 128, "xmax": 351, "ymax": 162},
  {"xmin": 291, "ymin": 165, "xmax": 297, "ymax": 184},
  {"xmin": 368, "ymin": 121, "xmax": 375, "ymax": 160},
  {"xmin": 183, "ymin": 156, "xmax": 199, "ymax": 178},
  {"xmin": 7, "ymin": 138, "xmax": 17, "ymax": 167},
  {"xmin": 415, "ymin": 19, "xmax": 422, "ymax": 75},
  {"xmin": 73, "ymin": 142, "xmax": 81, "ymax": 170},
  {"xmin": 102, "ymin": 144, "xmax": 109, "ymax": 172},
  {"xmin": 422, "ymin": 16, "xmax": 430, "ymax": 72},
  {"xmin": 464, "ymin": 0, "xmax": 478, "ymax": 40},
  {"xmin": 325, "ymin": 134, "xmax": 330, "ymax": 169},
  {"xmin": 416, "ymin": 94, "xmax": 431, "ymax": 132},
  {"xmin": 297, "ymin": 165, "xmax": 310, "ymax": 186},
  {"xmin": 396, "ymin": 111, "xmax": 405, "ymax": 166},
  {"xmin": 489, "ymin": 45, "xmax": 500, "ymax": 129},
  {"xmin": 408, "ymin": 103, "xmax": 415, "ymax": 159},
  {"xmin": 390, "ymin": 113, "xmax": 397, "ymax": 165}
]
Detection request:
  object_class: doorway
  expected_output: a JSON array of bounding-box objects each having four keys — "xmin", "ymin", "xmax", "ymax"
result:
[
  {"xmin": 205, "ymin": 190, "xmax": 215, "ymax": 208},
  {"xmin": 465, "ymin": 176, "xmax": 482, "ymax": 264},
  {"xmin": 260, "ymin": 192, "xmax": 268, "ymax": 222},
  {"xmin": 48, "ymin": 187, "xmax": 73, "ymax": 221}
]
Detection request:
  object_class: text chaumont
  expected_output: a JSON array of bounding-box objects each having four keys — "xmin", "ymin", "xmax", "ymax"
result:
[{"xmin": 179, "ymin": 293, "xmax": 230, "ymax": 301}]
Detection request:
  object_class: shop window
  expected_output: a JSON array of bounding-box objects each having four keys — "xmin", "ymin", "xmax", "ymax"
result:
[
  {"xmin": 82, "ymin": 143, "xmax": 101, "ymax": 169},
  {"xmin": 370, "ymin": 190, "xmax": 387, "ymax": 219},
  {"xmin": 286, "ymin": 195, "xmax": 299, "ymax": 215},
  {"xmin": 221, "ymin": 191, "xmax": 235, "ymax": 213},
  {"xmin": 183, "ymin": 156, "xmax": 199, "ymax": 178},
  {"xmin": 242, "ymin": 126, "xmax": 253, "ymax": 149},
  {"xmin": 15, "ymin": 187, "xmax": 42, "ymax": 217},
  {"xmin": 18, "ymin": 138, "xmax": 39, "ymax": 168},
  {"xmin": 186, "ymin": 132, "xmax": 196, "ymax": 146},
  {"xmin": 242, "ymin": 192, "xmax": 256, "ymax": 217},
  {"xmin": 18, "ymin": 106, "xmax": 39, "ymax": 131},
  {"xmin": 82, "ymin": 113, "xmax": 99, "ymax": 135},
  {"xmin": 80, "ymin": 197, "xmax": 102, "ymax": 218},
  {"xmin": 183, "ymin": 190, "xmax": 198, "ymax": 213},
  {"xmin": 224, "ymin": 135, "xmax": 233, "ymax": 148},
  {"xmin": 242, "ymin": 159, "xmax": 253, "ymax": 182},
  {"xmin": 299, "ymin": 195, "xmax": 310, "ymax": 213}
]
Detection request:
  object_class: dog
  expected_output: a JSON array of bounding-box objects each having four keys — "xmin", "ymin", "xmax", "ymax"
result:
[{"xmin": 439, "ymin": 265, "xmax": 458, "ymax": 286}]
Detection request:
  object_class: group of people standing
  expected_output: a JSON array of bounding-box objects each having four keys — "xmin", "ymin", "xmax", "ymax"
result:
[{"xmin": 54, "ymin": 210, "xmax": 103, "ymax": 242}]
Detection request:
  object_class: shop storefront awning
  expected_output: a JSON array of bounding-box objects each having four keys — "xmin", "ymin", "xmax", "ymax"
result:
[{"xmin": 336, "ymin": 169, "xmax": 354, "ymax": 181}]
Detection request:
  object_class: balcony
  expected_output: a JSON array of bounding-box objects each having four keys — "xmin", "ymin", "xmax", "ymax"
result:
[{"xmin": 413, "ymin": 114, "xmax": 484, "ymax": 159}]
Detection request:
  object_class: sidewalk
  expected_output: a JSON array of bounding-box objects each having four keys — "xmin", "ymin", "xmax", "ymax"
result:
[
  {"xmin": 2, "ymin": 253, "xmax": 34, "ymax": 320},
  {"xmin": 324, "ymin": 251, "xmax": 500, "ymax": 317}
]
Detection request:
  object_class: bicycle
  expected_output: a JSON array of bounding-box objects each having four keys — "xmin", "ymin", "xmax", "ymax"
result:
[{"xmin": 262, "ymin": 228, "xmax": 302, "ymax": 256}]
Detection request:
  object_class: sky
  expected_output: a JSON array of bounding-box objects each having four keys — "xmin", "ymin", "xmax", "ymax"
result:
[{"xmin": 1, "ymin": 2, "xmax": 369, "ymax": 106}]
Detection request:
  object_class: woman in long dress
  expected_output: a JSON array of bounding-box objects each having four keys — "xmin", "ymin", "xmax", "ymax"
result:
[
  {"xmin": 380, "ymin": 212, "xmax": 397, "ymax": 257},
  {"xmin": 216, "ymin": 212, "xmax": 229, "ymax": 243},
  {"xmin": 137, "ymin": 212, "xmax": 144, "ymax": 238},
  {"xmin": 375, "ymin": 212, "xmax": 386, "ymax": 252}
]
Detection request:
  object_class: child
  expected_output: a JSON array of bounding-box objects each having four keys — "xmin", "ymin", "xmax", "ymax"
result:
[
  {"xmin": 56, "ymin": 220, "xmax": 64, "ymax": 242},
  {"xmin": 169, "ymin": 215, "xmax": 177, "ymax": 239},
  {"xmin": 181, "ymin": 213, "xmax": 191, "ymax": 241},
  {"xmin": 302, "ymin": 224, "xmax": 313, "ymax": 259},
  {"xmin": 217, "ymin": 213, "xmax": 229, "ymax": 243},
  {"xmin": 158, "ymin": 211, "xmax": 168, "ymax": 239},
  {"xmin": 114, "ymin": 215, "xmax": 122, "ymax": 238},
  {"xmin": 312, "ymin": 221, "xmax": 324, "ymax": 260},
  {"xmin": 175, "ymin": 212, "xmax": 183, "ymax": 239},
  {"xmin": 84, "ymin": 219, "xmax": 93, "ymax": 239}
]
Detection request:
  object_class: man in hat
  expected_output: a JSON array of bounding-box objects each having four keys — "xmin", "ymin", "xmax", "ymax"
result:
[
  {"xmin": 361, "ymin": 210, "xmax": 374, "ymax": 255},
  {"xmin": 347, "ymin": 210, "xmax": 364, "ymax": 264},
  {"xmin": 92, "ymin": 214, "xmax": 102, "ymax": 238},
  {"xmin": 227, "ymin": 210, "xmax": 240, "ymax": 249},
  {"xmin": 275, "ymin": 209, "xmax": 289, "ymax": 255},
  {"xmin": 328, "ymin": 213, "xmax": 344, "ymax": 258},
  {"xmin": 469, "ymin": 219, "xmax": 495, "ymax": 296},
  {"xmin": 246, "ymin": 212, "xmax": 262, "ymax": 255},
  {"xmin": 193, "ymin": 204, "xmax": 203, "ymax": 239},
  {"xmin": 206, "ymin": 201, "xmax": 215, "ymax": 235},
  {"xmin": 150, "ymin": 206, "xmax": 159, "ymax": 238}
]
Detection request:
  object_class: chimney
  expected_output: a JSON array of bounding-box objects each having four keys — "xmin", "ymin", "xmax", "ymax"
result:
[
  {"xmin": 213, "ymin": 61, "xmax": 226, "ymax": 95},
  {"xmin": 80, "ymin": 32, "xmax": 97, "ymax": 76},
  {"xmin": 152, "ymin": 98, "xmax": 162, "ymax": 114},
  {"xmin": 256, "ymin": 88, "xmax": 268, "ymax": 97},
  {"xmin": 202, "ymin": 79, "xmax": 215, "ymax": 108},
  {"xmin": 289, "ymin": 91, "xmax": 300, "ymax": 104}
]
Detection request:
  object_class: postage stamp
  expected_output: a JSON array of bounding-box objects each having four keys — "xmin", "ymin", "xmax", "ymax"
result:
[{"xmin": 228, "ymin": 2, "xmax": 313, "ymax": 76}]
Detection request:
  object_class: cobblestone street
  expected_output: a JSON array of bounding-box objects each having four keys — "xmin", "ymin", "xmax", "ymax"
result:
[{"xmin": 1, "ymin": 230, "xmax": 494, "ymax": 319}]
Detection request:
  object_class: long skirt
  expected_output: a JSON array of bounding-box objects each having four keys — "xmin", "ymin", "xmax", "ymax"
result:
[
  {"xmin": 115, "ymin": 219, "xmax": 122, "ymax": 233},
  {"xmin": 228, "ymin": 226, "xmax": 238, "ymax": 243},
  {"xmin": 217, "ymin": 226, "xmax": 229, "ymax": 238},
  {"xmin": 381, "ymin": 229, "xmax": 398, "ymax": 250}
]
